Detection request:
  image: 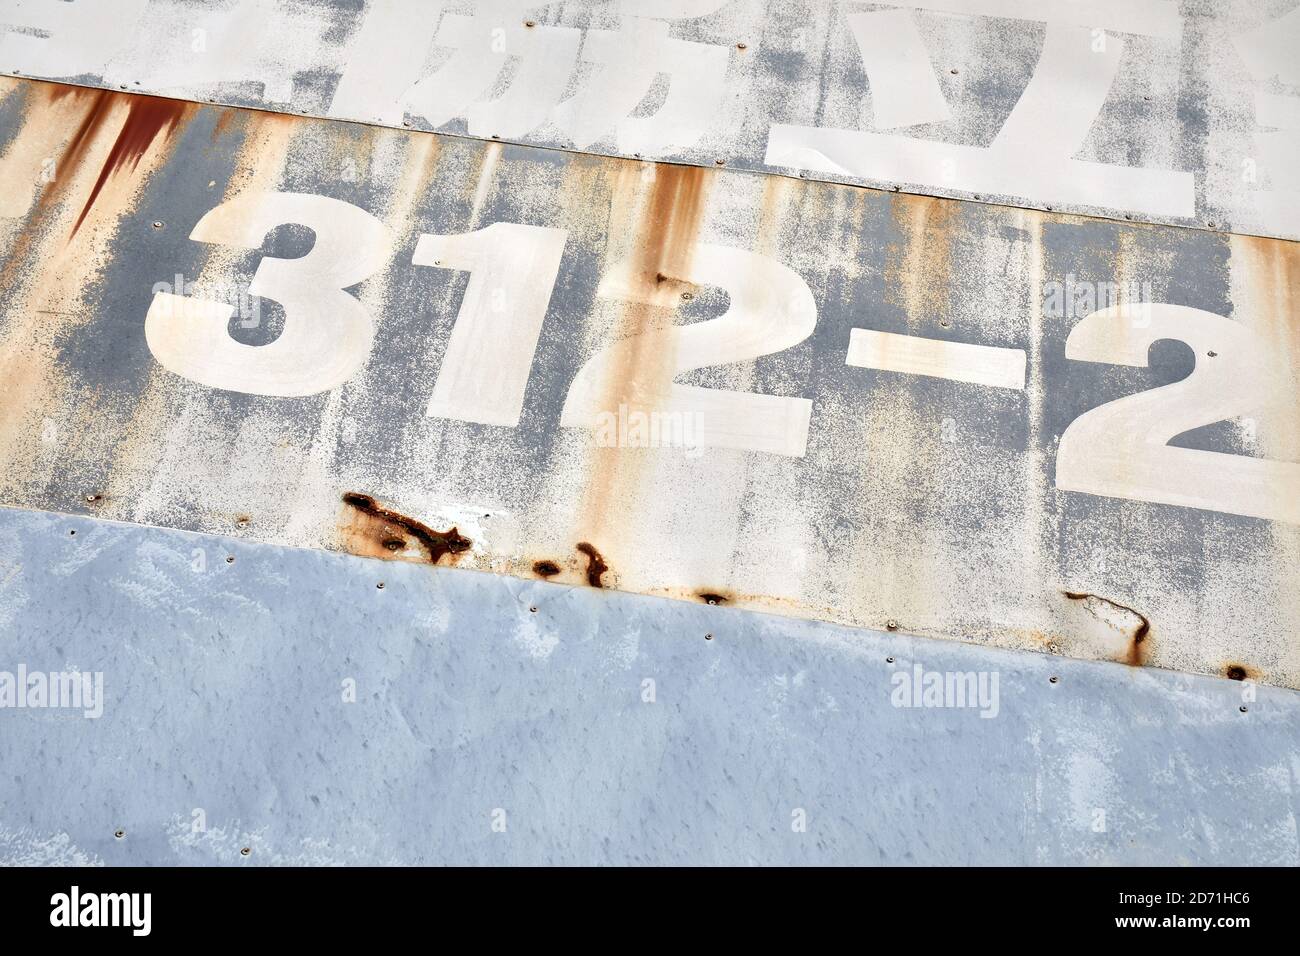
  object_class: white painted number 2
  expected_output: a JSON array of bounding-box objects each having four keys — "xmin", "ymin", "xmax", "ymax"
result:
[
  {"xmin": 145, "ymin": 192, "xmax": 393, "ymax": 396},
  {"xmin": 561, "ymin": 245, "xmax": 818, "ymax": 457},
  {"xmin": 1056, "ymin": 304, "xmax": 1300, "ymax": 524}
]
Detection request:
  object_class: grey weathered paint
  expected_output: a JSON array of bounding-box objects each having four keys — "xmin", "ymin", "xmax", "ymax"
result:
[
  {"xmin": 0, "ymin": 1, "xmax": 1296, "ymax": 868},
  {"xmin": 1, "ymin": 0, "xmax": 1297, "ymax": 238},
  {"xmin": 0, "ymin": 79, "xmax": 1296, "ymax": 691}
]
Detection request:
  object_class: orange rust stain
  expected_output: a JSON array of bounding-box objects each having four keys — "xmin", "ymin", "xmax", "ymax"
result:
[
  {"xmin": 580, "ymin": 164, "xmax": 712, "ymax": 538},
  {"xmin": 884, "ymin": 193, "xmax": 960, "ymax": 329},
  {"xmin": 340, "ymin": 492, "xmax": 471, "ymax": 565},
  {"xmin": 696, "ymin": 590, "xmax": 730, "ymax": 606},
  {"xmin": 68, "ymin": 92, "xmax": 193, "ymax": 237},
  {"xmin": 575, "ymin": 541, "xmax": 609, "ymax": 588},
  {"xmin": 635, "ymin": 163, "xmax": 709, "ymax": 283},
  {"xmin": 1064, "ymin": 591, "xmax": 1151, "ymax": 666},
  {"xmin": 1230, "ymin": 234, "xmax": 1300, "ymax": 461},
  {"xmin": 210, "ymin": 109, "xmax": 237, "ymax": 144},
  {"xmin": 1223, "ymin": 662, "xmax": 1265, "ymax": 683}
]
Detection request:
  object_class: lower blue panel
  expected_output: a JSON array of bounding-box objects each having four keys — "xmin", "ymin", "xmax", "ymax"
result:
[{"xmin": 0, "ymin": 506, "xmax": 1295, "ymax": 865}]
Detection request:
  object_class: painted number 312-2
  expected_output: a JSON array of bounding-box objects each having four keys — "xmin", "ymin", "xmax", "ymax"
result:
[{"xmin": 143, "ymin": 191, "xmax": 1299, "ymax": 526}]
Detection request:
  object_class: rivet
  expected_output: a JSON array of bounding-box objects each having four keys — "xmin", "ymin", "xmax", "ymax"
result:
[
  {"xmin": 240, "ymin": 846, "xmax": 251, "ymax": 857},
  {"xmin": 886, "ymin": 656, "xmax": 895, "ymax": 664},
  {"xmin": 1049, "ymin": 676, "xmax": 1059, "ymax": 684},
  {"xmin": 402, "ymin": 120, "xmax": 411, "ymax": 127},
  {"xmin": 714, "ymin": 158, "xmax": 726, "ymax": 166},
  {"xmin": 85, "ymin": 493, "xmax": 101, "ymax": 503},
  {"xmin": 736, "ymin": 42, "xmax": 747, "ymax": 50},
  {"xmin": 376, "ymin": 582, "xmax": 385, "ymax": 590},
  {"xmin": 885, "ymin": 619, "xmax": 898, "ymax": 631},
  {"xmin": 225, "ymin": 555, "xmax": 235, "ymax": 564},
  {"xmin": 524, "ymin": 19, "xmax": 536, "ymax": 27},
  {"xmin": 950, "ymin": 68, "xmax": 958, "ymax": 74},
  {"xmin": 114, "ymin": 829, "xmax": 125, "ymax": 839},
  {"xmin": 681, "ymin": 291, "xmax": 693, "ymax": 301},
  {"xmin": 529, "ymin": 605, "xmax": 537, "ymax": 613},
  {"xmin": 704, "ymin": 633, "xmax": 713, "ymax": 640},
  {"xmin": 1207, "ymin": 350, "xmax": 1217, "ymax": 358},
  {"xmin": 152, "ymin": 220, "xmax": 164, "ymax": 229},
  {"xmin": 1239, "ymin": 705, "xmax": 1248, "ymax": 713}
]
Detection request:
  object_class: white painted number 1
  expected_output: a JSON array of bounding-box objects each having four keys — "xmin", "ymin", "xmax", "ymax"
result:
[{"xmin": 412, "ymin": 222, "xmax": 567, "ymax": 427}]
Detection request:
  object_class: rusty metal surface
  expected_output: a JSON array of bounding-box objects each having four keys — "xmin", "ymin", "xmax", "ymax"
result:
[
  {"xmin": 0, "ymin": 77, "xmax": 1297, "ymax": 693},
  {"xmin": 1, "ymin": 0, "xmax": 1297, "ymax": 239},
  {"xmin": 1, "ymin": 505, "xmax": 1295, "ymax": 866}
]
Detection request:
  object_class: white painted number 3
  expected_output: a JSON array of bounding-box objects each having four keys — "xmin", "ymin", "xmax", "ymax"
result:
[{"xmin": 145, "ymin": 192, "xmax": 393, "ymax": 396}]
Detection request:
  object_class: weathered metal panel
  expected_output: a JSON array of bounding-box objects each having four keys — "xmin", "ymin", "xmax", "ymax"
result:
[
  {"xmin": 1, "ymin": 0, "xmax": 1297, "ymax": 238},
  {"xmin": 0, "ymin": 505, "xmax": 1294, "ymax": 866},
  {"xmin": 0, "ymin": 78, "xmax": 1297, "ymax": 691}
]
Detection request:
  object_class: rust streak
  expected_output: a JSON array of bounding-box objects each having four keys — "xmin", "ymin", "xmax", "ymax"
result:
[
  {"xmin": 1064, "ymin": 591, "xmax": 1151, "ymax": 665},
  {"xmin": 69, "ymin": 92, "xmax": 191, "ymax": 237},
  {"xmin": 342, "ymin": 492, "xmax": 471, "ymax": 565},
  {"xmin": 575, "ymin": 542, "xmax": 608, "ymax": 588},
  {"xmin": 532, "ymin": 560, "xmax": 562, "ymax": 578}
]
